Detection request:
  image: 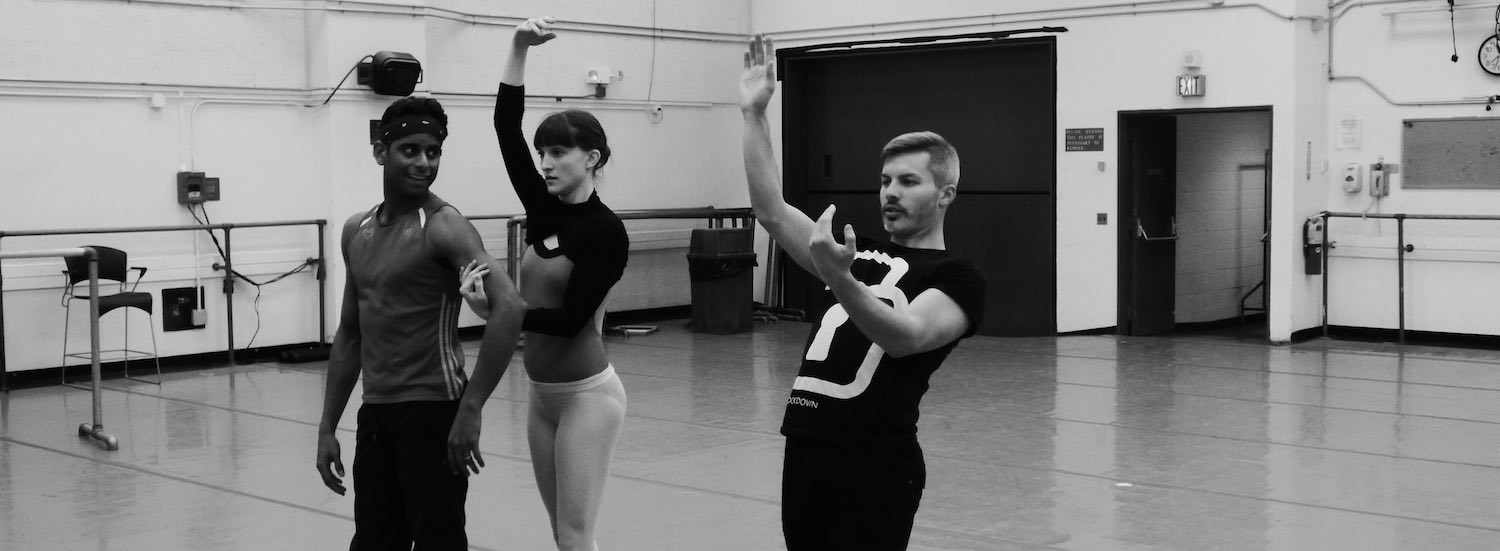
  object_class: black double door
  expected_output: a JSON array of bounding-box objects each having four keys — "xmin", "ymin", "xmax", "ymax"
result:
[{"xmin": 779, "ymin": 37, "xmax": 1058, "ymax": 337}]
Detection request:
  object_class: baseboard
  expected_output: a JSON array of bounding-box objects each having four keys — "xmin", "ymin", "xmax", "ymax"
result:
[
  {"xmin": 1289, "ymin": 326, "xmax": 1323, "ymax": 343},
  {"xmin": 2, "ymin": 341, "xmax": 326, "ymax": 391},
  {"xmin": 1057, "ymin": 315, "xmax": 1267, "ymax": 339},
  {"xmin": 1315, "ymin": 326, "xmax": 1500, "ymax": 350},
  {"xmin": 1174, "ymin": 313, "xmax": 1268, "ymax": 332},
  {"xmin": 1058, "ymin": 326, "xmax": 1118, "ymax": 336}
]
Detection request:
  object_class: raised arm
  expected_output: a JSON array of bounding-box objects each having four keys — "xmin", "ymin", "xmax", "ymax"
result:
[
  {"xmin": 316, "ymin": 223, "xmax": 364, "ymax": 495},
  {"xmin": 740, "ymin": 34, "xmax": 817, "ymax": 274},
  {"xmin": 500, "ymin": 16, "xmax": 553, "ymax": 87},
  {"xmin": 495, "ymin": 17, "xmax": 559, "ymax": 215},
  {"xmin": 426, "ymin": 209, "xmax": 527, "ymax": 476}
]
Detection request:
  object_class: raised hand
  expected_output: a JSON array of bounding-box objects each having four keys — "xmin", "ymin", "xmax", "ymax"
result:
[
  {"xmin": 458, "ymin": 259, "xmax": 491, "ymax": 319},
  {"xmin": 515, "ymin": 16, "xmax": 557, "ymax": 47},
  {"xmin": 808, "ymin": 204, "xmax": 857, "ymax": 283},
  {"xmin": 739, "ymin": 34, "xmax": 777, "ymax": 114}
]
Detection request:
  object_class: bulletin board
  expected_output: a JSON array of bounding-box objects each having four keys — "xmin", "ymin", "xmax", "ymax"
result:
[{"xmin": 1401, "ymin": 117, "xmax": 1500, "ymax": 190}]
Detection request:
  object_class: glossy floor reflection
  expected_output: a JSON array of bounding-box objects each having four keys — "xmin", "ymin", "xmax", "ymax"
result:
[{"xmin": 3, "ymin": 321, "xmax": 1500, "ymax": 550}]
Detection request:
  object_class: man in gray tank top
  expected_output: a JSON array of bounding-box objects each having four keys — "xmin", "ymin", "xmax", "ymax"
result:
[{"xmin": 315, "ymin": 96, "xmax": 526, "ymax": 550}]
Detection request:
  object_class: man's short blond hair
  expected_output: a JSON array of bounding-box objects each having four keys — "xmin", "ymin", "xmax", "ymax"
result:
[{"xmin": 880, "ymin": 131, "xmax": 960, "ymax": 188}]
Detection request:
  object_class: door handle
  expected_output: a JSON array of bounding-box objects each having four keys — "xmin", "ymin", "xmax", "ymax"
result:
[{"xmin": 1136, "ymin": 217, "xmax": 1178, "ymax": 242}]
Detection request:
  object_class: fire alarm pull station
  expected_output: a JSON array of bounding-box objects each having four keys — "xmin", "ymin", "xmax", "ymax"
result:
[{"xmin": 177, "ymin": 171, "xmax": 221, "ymax": 204}]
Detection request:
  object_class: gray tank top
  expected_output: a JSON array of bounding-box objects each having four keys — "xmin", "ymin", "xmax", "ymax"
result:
[{"xmin": 342, "ymin": 195, "xmax": 466, "ymax": 403}]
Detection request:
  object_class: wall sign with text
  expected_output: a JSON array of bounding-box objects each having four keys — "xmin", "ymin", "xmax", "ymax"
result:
[{"xmin": 1065, "ymin": 128, "xmax": 1104, "ymax": 151}]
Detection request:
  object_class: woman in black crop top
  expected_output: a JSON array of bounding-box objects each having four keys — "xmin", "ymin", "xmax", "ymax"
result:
[{"xmin": 461, "ymin": 16, "xmax": 629, "ymax": 551}]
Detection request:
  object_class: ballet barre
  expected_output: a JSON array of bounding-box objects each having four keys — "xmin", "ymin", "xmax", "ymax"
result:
[
  {"xmin": 467, "ymin": 206, "xmax": 756, "ymax": 287},
  {"xmin": 1319, "ymin": 211, "xmax": 1500, "ymax": 343},
  {"xmin": 0, "ymin": 219, "xmax": 328, "ymax": 390},
  {"xmin": 0, "ymin": 247, "xmax": 117, "ymax": 450}
]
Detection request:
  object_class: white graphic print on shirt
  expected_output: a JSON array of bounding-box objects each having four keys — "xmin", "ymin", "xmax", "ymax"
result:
[{"xmin": 793, "ymin": 248, "xmax": 910, "ymax": 400}]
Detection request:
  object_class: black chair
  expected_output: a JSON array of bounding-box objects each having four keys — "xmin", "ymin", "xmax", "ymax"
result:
[{"xmin": 60, "ymin": 246, "xmax": 161, "ymax": 386}]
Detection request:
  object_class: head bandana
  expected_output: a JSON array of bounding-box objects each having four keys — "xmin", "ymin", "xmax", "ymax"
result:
[{"xmin": 380, "ymin": 115, "xmax": 448, "ymax": 144}]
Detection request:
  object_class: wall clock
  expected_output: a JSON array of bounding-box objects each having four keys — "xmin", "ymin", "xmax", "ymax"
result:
[{"xmin": 1483, "ymin": 7, "xmax": 1500, "ymax": 76}]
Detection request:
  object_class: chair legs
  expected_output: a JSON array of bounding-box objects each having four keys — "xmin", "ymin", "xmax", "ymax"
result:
[
  {"xmin": 121, "ymin": 309, "xmax": 162, "ymax": 385},
  {"xmin": 60, "ymin": 301, "xmax": 78, "ymax": 388},
  {"xmin": 61, "ymin": 303, "xmax": 163, "ymax": 388}
]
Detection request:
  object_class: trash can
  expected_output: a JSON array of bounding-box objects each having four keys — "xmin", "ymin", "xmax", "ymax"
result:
[{"xmin": 686, "ymin": 228, "xmax": 757, "ymax": 334}]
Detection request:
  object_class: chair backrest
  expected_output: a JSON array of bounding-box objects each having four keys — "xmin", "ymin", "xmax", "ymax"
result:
[{"xmin": 64, "ymin": 246, "xmax": 130, "ymax": 287}]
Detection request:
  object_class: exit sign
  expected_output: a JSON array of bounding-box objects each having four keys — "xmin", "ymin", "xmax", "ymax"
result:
[{"xmin": 1177, "ymin": 74, "xmax": 1206, "ymax": 97}]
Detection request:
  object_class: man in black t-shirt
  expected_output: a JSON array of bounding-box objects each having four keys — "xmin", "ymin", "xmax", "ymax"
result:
[{"xmin": 739, "ymin": 35, "xmax": 988, "ymax": 550}]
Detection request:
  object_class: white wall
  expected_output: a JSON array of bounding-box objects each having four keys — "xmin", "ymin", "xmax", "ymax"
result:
[
  {"xmin": 1175, "ymin": 112, "xmax": 1271, "ymax": 324},
  {"xmin": 1318, "ymin": 1, "xmax": 1500, "ymax": 337},
  {"xmin": 1279, "ymin": 5, "xmax": 1330, "ymax": 341},
  {"xmin": 1, "ymin": 0, "xmax": 751, "ymax": 372}
]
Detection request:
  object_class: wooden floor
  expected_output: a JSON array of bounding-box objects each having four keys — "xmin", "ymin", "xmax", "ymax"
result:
[{"xmin": 2, "ymin": 319, "xmax": 1499, "ymax": 550}]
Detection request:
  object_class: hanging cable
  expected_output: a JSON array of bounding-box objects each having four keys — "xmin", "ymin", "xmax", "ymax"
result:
[
  {"xmin": 192, "ymin": 204, "xmax": 311, "ymax": 287},
  {"xmin": 190, "ymin": 204, "xmax": 314, "ymax": 350},
  {"xmin": 321, "ymin": 56, "xmax": 372, "ymax": 106},
  {"xmin": 646, "ymin": 0, "xmax": 658, "ymax": 103},
  {"xmin": 1450, "ymin": 1, "xmax": 1460, "ymax": 62}
]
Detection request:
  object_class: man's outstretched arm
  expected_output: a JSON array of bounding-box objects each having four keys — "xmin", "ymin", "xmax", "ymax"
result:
[{"xmin": 740, "ymin": 34, "xmax": 818, "ymax": 275}]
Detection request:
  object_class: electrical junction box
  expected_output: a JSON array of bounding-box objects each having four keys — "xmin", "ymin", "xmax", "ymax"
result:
[
  {"xmin": 162, "ymin": 286, "xmax": 206, "ymax": 331},
  {"xmin": 177, "ymin": 171, "xmax": 220, "ymax": 204}
]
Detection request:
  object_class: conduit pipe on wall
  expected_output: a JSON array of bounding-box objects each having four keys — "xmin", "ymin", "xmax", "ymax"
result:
[
  {"xmin": 0, "ymin": 79, "xmax": 722, "ymax": 114},
  {"xmin": 65, "ymin": 0, "xmax": 1318, "ymax": 45},
  {"xmin": 14, "ymin": 1, "xmax": 1335, "ymax": 109},
  {"xmin": 430, "ymin": 92, "xmax": 714, "ymax": 110},
  {"xmin": 1380, "ymin": 1, "xmax": 1497, "ymax": 16},
  {"xmin": 1329, "ymin": 0, "xmax": 1492, "ymax": 19},
  {"xmin": 0, "ymin": 78, "xmax": 307, "ymax": 100},
  {"xmin": 0, "ymin": 90, "xmax": 156, "ymax": 102},
  {"xmin": 188, "ymin": 99, "xmax": 311, "ymax": 171},
  {"xmin": 16, "ymin": 1, "xmax": 1319, "ymax": 105},
  {"xmin": 1328, "ymin": 0, "xmax": 1419, "ymax": 71},
  {"xmin": 1329, "ymin": 75, "xmax": 1498, "ymax": 107},
  {"xmin": 180, "ymin": 93, "xmax": 715, "ymax": 169},
  {"xmin": 1327, "ymin": 0, "xmax": 1496, "ymax": 107},
  {"xmin": 763, "ymin": 1, "xmax": 1316, "ymax": 45},
  {"xmin": 60, "ymin": 0, "xmax": 746, "ymax": 44}
]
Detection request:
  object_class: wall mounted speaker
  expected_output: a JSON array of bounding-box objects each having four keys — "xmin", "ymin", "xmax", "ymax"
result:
[{"xmin": 357, "ymin": 51, "xmax": 423, "ymax": 96}]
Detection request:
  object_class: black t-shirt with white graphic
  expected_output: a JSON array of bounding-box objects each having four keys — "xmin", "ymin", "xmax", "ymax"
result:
[{"xmin": 780, "ymin": 236, "xmax": 986, "ymax": 456}]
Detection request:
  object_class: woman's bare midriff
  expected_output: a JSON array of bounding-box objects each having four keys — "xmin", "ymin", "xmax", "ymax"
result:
[
  {"xmin": 522, "ymin": 329, "xmax": 608, "ymax": 383},
  {"xmin": 519, "ymin": 244, "xmax": 611, "ymax": 383}
]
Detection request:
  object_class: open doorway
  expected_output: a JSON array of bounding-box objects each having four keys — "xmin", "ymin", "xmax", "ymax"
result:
[{"xmin": 1118, "ymin": 108, "xmax": 1272, "ymax": 338}]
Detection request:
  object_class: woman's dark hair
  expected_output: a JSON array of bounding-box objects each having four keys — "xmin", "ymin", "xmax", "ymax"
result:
[
  {"xmin": 379, "ymin": 96, "xmax": 447, "ymax": 128},
  {"xmin": 533, "ymin": 109, "xmax": 611, "ymax": 175}
]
